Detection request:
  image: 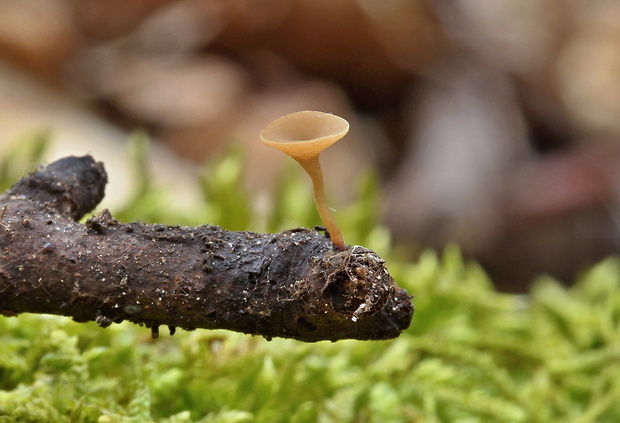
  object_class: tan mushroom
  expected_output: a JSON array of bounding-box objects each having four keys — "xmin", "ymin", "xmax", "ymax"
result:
[{"xmin": 260, "ymin": 110, "xmax": 349, "ymax": 250}]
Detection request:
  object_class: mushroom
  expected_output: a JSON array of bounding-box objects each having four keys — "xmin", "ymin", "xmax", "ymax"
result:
[{"xmin": 260, "ymin": 110, "xmax": 350, "ymax": 250}]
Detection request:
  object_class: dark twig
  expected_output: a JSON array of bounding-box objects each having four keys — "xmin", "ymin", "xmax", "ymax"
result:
[{"xmin": 0, "ymin": 156, "xmax": 413, "ymax": 342}]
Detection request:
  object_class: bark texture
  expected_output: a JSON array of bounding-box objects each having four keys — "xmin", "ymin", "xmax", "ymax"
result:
[{"xmin": 0, "ymin": 156, "xmax": 413, "ymax": 342}]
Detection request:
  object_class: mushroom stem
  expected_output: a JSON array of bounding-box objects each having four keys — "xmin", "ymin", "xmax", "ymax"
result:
[{"xmin": 297, "ymin": 156, "xmax": 345, "ymax": 251}]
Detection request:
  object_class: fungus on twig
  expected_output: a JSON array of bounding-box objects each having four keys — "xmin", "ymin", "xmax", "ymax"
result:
[{"xmin": 260, "ymin": 111, "xmax": 349, "ymax": 250}]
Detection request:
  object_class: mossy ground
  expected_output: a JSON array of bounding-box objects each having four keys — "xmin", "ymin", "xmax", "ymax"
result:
[{"xmin": 1, "ymin": 136, "xmax": 619, "ymax": 422}]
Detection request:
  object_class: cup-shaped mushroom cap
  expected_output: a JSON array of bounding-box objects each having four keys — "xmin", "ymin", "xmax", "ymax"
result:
[{"xmin": 260, "ymin": 111, "xmax": 350, "ymax": 161}]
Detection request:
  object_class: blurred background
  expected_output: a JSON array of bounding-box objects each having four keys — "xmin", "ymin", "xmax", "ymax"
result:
[{"xmin": 1, "ymin": 0, "xmax": 619, "ymax": 291}]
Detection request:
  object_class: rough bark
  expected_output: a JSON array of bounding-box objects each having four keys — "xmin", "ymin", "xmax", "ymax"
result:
[{"xmin": 0, "ymin": 156, "xmax": 413, "ymax": 342}]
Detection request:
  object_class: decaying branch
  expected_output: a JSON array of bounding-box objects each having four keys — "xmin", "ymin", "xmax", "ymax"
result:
[{"xmin": 0, "ymin": 156, "xmax": 413, "ymax": 342}]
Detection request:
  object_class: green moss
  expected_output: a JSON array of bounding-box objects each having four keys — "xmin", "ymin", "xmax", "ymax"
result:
[{"xmin": 1, "ymin": 136, "xmax": 619, "ymax": 422}]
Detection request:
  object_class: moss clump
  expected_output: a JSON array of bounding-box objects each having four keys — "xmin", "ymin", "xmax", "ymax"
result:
[{"xmin": 1, "ymin": 136, "xmax": 619, "ymax": 422}]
